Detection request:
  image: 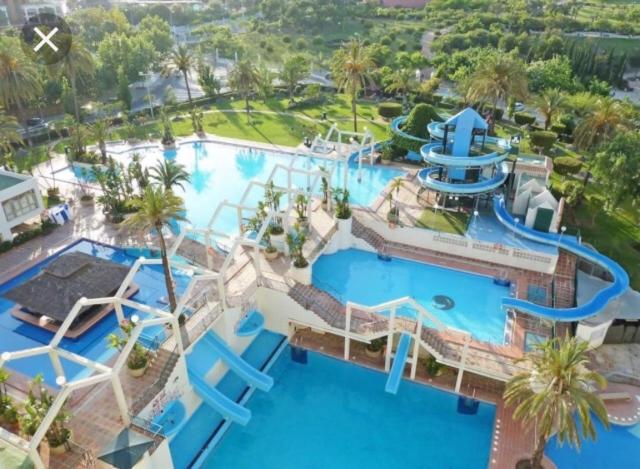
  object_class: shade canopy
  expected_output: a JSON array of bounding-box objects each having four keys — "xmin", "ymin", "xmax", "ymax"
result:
[
  {"xmin": 97, "ymin": 428, "xmax": 154, "ymax": 469},
  {"xmin": 3, "ymin": 252, "xmax": 131, "ymax": 322}
]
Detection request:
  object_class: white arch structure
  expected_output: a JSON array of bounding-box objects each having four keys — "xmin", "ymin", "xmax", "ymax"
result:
[{"xmin": 0, "ymin": 254, "xmax": 222, "ymax": 469}]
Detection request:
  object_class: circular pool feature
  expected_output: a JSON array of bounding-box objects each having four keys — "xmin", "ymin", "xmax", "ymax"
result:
[
  {"xmin": 152, "ymin": 399, "xmax": 187, "ymax": 437},
  {"xmin": 432, "ymin": 295, "xmax": 455, "ymax": 310}
]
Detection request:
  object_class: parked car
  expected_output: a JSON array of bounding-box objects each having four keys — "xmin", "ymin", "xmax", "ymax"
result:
[
  {"xmin": 20, "ymin": 117, "xmax": 49, "ymax": 137},
  {"xmin": 514, "ymin": 102, "xmax": 525, "ymax": 112}
]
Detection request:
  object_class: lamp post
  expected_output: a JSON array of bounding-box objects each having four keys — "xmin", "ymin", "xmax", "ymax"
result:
[{"xmin": 139, "ymin": 72, "xmax": 155, "ymax": 119}]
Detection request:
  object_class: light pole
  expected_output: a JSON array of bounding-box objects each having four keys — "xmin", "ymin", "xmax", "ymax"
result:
[{"xmin": 139, "ymin": 71, "xmax": 155, "ymax": 119}]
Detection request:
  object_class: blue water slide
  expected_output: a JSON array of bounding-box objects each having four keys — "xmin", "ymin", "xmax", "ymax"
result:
[
  {"xmin": 417, "ymin": 162, "xmax": 509, "ymax": 194},
  {"xmin": 187, "ymin": 370, "xmax": 251, "ymax": 425},
  {"xmin": 493, "ymin": 195, "xmax": 629, "ymax": 321},
  {"xmin": 420, "ymin": 141, "xmax": 510, "ymax": 167},
  {"xmin": 202, "ymin": 331, "xmax": 274, "ymax": 392},
  {"xmin": 390, "ymin": 116, "xmax": 432, "ymax": 145},
  {"xmin": 385, "ymin": 333, "xmax": 412, "ymax": 394}
]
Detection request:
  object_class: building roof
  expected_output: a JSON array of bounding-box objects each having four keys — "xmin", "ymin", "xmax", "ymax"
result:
[{"xmin": 3, "ymin": 252, "xmax": 131, "ymax": 322}]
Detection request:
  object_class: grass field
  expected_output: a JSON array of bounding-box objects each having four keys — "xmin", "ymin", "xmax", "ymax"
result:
[{"xmin": 416, "ymin": 209, "xmax": 470, "ymax": 235}]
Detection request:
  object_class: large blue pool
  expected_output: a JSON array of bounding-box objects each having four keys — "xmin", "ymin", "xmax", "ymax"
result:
[
  {"xmin": 312, "ymin": 249, "xmax": 510, "ymax": 344},
  {"xmin": 0, "ymin": 240, "xmax": 190, "ymax": 386},
  {"xmin": 547, "ymin": 418, "xmax": 640, "ymax": 468},
  {"xmin": 116, "ymin": 141, "xmax": 403, "ymax": 235},
  {"xmin": 200, "ymin": 345, "xmax": 496, "ymax": 468}
]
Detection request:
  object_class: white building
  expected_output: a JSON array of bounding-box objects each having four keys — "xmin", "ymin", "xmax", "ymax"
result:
[{"xmin": 0, "ymin": 170, "xmax": 44, "ymax": 241}]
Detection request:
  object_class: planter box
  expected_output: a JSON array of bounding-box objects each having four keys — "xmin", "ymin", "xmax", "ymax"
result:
[
  {"xmin": 264, "ymin": 249, "xmax": 279, "ymax": 261},
  {"xmin": 128, "ymin": 363, "xmax": 148, "ymax": 378},
  {"xmin": 288, "ymin": 263, "xmax": 311, "ymax": 285},
  {"xmin": 336, "ymin": 217, "xmax": 353, "ymax": 251}
]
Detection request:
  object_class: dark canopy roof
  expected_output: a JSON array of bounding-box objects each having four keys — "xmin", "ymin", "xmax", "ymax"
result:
[
  {"xmin": 98, "ymin": 428, "xmax": 154, "ymax": 469},
  {"xmin": 3, "ymin": 252, "xmax": 131, "ymax": 322}
]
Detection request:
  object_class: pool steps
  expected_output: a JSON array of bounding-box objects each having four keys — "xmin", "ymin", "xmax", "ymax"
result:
[{"xmin": 384, "ymin": 333, "xmax": 412, "ymax": 394}]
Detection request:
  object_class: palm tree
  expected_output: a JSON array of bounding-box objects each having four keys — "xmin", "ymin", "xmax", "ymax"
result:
[
  {"xmin": 0, "ymin": 40, "xmax": 42, "ymax": 125},
  {"xmin": 149, "ymin": 159, "xmax": 190, "ymax": 192},
  {"xmin": 385, "ymin": 69, "xmax": 416, "ymax": 112},
  {"xmin": 228, "ymin": 59, "xmax": 260, "ymax": 121},
  {"xmin": 90, "ymin": 119, "xmax": 110, "ymax": 164},
  {"xmin": 574, "ymin": 97, "xmax": 627, "ymax": 150},
  {"xmin": 466, "ymin": 54, "xmax": 528, "ymax": 117},
  {"xmin": 279, "ymin": 55, "xmax": 309, "ymax": 103},
  {"xmin": 49, "ymin": 40, "xmax": 95, "ymax": 122},
  {"xmin": 255, "ymin": 63, "xmax": 275, "ymax": 103},
  {"xmin": 164, "ymin": 45, "xmax": 196, "ymax": 105},
  {"xmin": 0, "ymin": 109, "xmax": 22, "ymax": 156},
  {"xmin": 504, "ymin": 337, "xmax": 609, "ymax": 469},
  {"xmin": 123, "ymin": 186, "xmax": 186, "ymax": 312},
  {"xmin": 331, "ymin": 38, "xmax": 375, "ymax": 132},
  {"xmin": 535, "ymin": 89, "xmax": 566, "ymax": 130}
]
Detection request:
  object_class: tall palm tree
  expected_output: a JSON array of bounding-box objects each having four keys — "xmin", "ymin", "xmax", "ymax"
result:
[
  {"xmin": 255, "ymin": 63, "xmax": 275, "ymax": 103},
  {"xmin": 504, "ymin": 337, "xmax": 609, "ymax": 469},
  {"xmin": 0, "ymin": 109, "xmax": 23, "ymax": 156},
  {"xmin": 331, "ymin": 38, "xmax": 375, "ymax": 132},
  {"xmin": 228, "ymin": 59, "xmax": 260, "ymax": 121},
  {"xmin": 385, "ymin": 69, "xmax": 416, "ymax": 112},
  {"xmin": 90, "ymin": 119, "xmax": 110, "ymax": 164},
  {"xmin": 149, "ymin": 159, "xmax": 190, "ymax": 192},
  {"xmin": 466, "ymin": 54, "xmax": 528, "ymax": 117},
  {"xmin": 49, "ymin": 40, "xmax": 95, "ymax": 122},
  {"xmin": 574, "ymin": 97, "xmax": 627, "ymax": 150},
  {"xmin": 164, "ymin": 45, "xmax": 196, "ymax": 105},
  {"xmin": 123, "ymin": 186, "xmax": 186, "ymax": 312},
  {"xmin": 0, "ymin": 39, "xmax": 42, "ymax": 125},
  {"xmin": 535, "ymin": 88, "xmax": 566, "ymax": 130}
]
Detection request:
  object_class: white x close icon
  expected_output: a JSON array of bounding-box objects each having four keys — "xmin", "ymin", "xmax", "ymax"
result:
[{"xmin": 33, "ymin": 26, "xmax": 59, "ymax": 52}]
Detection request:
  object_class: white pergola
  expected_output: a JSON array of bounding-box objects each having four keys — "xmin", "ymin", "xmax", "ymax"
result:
[{"xmin": 0, "ymin": 254, "xmax": 222, "ymax": 469}]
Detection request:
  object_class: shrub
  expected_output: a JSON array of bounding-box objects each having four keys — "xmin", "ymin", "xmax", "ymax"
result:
[
  {"xmin": 484, "ymin": 105, "xmax": 504, "ymax": 121},
  {"xmin": 553, "ymin": 157, "xmax": 583, "ymax": 179},
  {"xmin": 550, "ymin": 123, "xmax": 567, "ymax": 135},
  {"xmin": 514, "ymin": 112, "xmax": 536, "ymax": 125},
  {"xmin": 378, "ymin": 102, "xmax": 403, "ymax": 119},
  {"xmin": 392, "ymin": 103, "xmax": 442, "ymax": 153},
  {"xmin": 381, "ymin": 35, "xmax": 392, "ymax": 46},
  {"xmin": 529, "ymin": 130, "xmax": 558, "ymax": 154}
]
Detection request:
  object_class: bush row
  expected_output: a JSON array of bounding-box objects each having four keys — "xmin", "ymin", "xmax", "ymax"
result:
[{"xmin": 0, "ymin": 220, "xmax": 57, "ymax": 254}]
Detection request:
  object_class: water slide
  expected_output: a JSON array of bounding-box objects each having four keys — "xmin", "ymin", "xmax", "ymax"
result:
[
  {"xmin": 417, "ymin": 162, "xmax": 509, "ymax": 194},
  {"xmin": 202, "ymin": 331, "xmax": 274, "ymax": 392},
  {"xmin": 187, "ymin": 370, "xmax": 251, "ymax": 425},
  {"xmin": 493, "ymin": 194, "xmax": 629, "ymax": 321},
  {"xmin": 385, "ymin": 333, "xmax": 412, "ymax": 395}
]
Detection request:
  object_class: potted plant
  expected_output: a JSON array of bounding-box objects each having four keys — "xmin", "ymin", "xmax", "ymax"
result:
[
  {"xmin": 246, "ymin": 203, "xmax": 279, "ymax": 260},
  {"xmin": 108, "ymin": 320, "xmax": 149, "ymax": 377},
  {"xmin": 425, "ymin": 355, "xmax": 443, "ymax": 377},
  {"xmin": 380, "ymin": 143, "xmax": 393, "ymax": 165},
  {"xmin": 365, "ymin": 337, "xmax": 386, "ymax": 358},
  {"xmin": 160, "ymin": 109, "xmax": 176, "ymax": 149},
  {"xmin": 318, "ymin": 165, "xmax": 330, "ymax": 210},
  {"xmin": 294, "ymin": 193, "xmax": 310, "ymax": 233},
  {"xmin": 386, "ymin": 177, "xmax": 404, "ymax": 225},
  {"xmin": 286, "ymin": 224, "xmax": 311, "ymax": 284},
  {"xmin": 333, "ymin": 187, "xmax": 352, "ymax": 249},
  {"xmin": 79, "ymin": 168, "xmax": 94, "ymax": 206},
  {"xmin": 265, "ymin": 181, "xmax": 286, "ymax": 252},
  {"xmin": 190, "ymin": 107, "xmax": 205, "ymax": 137}
]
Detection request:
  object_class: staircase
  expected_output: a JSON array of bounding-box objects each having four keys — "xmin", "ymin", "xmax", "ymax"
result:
[
  {"xmin": 130, "ymin": 348, "xmax": 181, "ymax": 415},
  {"xmin": 288, "ymin": 283, "xmax": 347, "ymax": 329},
  {"xmin": 351, "ymin": 217, "xmax": 386, "ymax": 252},
  {"xmin": 553, "ymin": 250, "xmax": 577, "ymax": 308}
]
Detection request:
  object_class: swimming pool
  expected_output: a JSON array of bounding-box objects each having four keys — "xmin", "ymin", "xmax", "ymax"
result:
[
  {"xmin": 199, "ymin": 345, "xmax": 496, "ymax": 468},
  {"xmin": 118, "ymin": 141, "xmax": 403, "ymax": 234},
  {"xmin": 312, "ymin": 249, "xmax": 510, "ymax": 344},
  {"xmin": 547, "ymin": 418, "xmax": 640, "ymax": 468},
  {"xmin": 0, "ymin": 239, "xmax": 190, "ymax": 386}
]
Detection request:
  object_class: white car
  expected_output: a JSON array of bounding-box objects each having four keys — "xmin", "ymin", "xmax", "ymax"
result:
[{"xmin": 514, "ymin": 102, "xmax": 525, "ymax": 112}]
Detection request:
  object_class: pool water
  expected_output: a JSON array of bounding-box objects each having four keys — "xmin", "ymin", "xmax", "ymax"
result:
[
  {"xmin": 0, "ymin": 240, "xmax": 190, "ymax": 386},
  {"xmin": 117, "ymin": 141, "xmax": 403, "ymax": 235},
  {"xmin": 312, "ymin": 249, "xmax": 510, "ymax": 344},
  {"xmin": 547, "ymin": 419, "xmax": 640, "ymax": 468},
  {"xmin": 202, "ymin": 347, "xmax": 496, "ymax": 468}
]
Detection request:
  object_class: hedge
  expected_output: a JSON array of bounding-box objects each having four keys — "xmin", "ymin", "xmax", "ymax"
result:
[
  {"xmin": 514, "ymin": 112, "xmax": 536, "ymax": 126},
  {"xmin": 549, "ymin": 123, "xmax": 567, "ymax": 135},
  {"xmin": 484, "ymin": 105, "xmax": 504, "ymax": 121},
  {"xmin": 553, "ymin": 156, "xmax": 583, "ymax": 179},
  {"xmin": 0, "ymin": 220, "xmax": 57, "ymax": 253},
  {"xmin": 391, "ymin": 103, "xmax": 442, "ymax": 153},
  {"xmin": 529, "ymin": 131, "xmax": 558, "ymax": 154},
  {"xmin": 378, "ymin": 102, "xmax": 403, "ymax": 119}
]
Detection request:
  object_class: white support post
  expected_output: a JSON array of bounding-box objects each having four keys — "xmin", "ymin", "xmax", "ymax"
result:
[
  {"xmin": 114, "ymin": 301, "xmax": 125, "ymax": 323},
  {"xmin": 357, "ymin": 146, "xmax": 362, "ymax": 183},
  {"xmin": 254, "ymin": 244, "xmax": 261, "ymax": 278},
  {"xmin": 410, "ymin": 316, "xmax": 422, "ymax": 380},
  {"xmin": 455, "ymin": 337, "xmax": 470, "ymax": 394},
  {"xmin": 217, "ymin": 276, "xmax": 227, "ymax": 308},
  {"xmin": 48, "ymin": 349, "xmax": 64, "ymax": 380},
  {"xmin": 111, "ymin": 373, "xmax": 131, "ymax": 426},
  {"xmin": 29, "ymin": 448, "xmax": 45, "ymax": 469},
  {"xmin": 385, "ymin": 306, "xmax": 397, "ymax": 372},
  {"xmin": 205, "ymin": 232, "xmax": 213, "ymax": 270},
  {"xmin": 344, "ymin": 305, "xmax": 352, "ymax": 360}
]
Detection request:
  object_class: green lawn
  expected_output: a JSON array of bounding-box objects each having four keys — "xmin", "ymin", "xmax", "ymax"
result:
[{"xmin": 416, "ymin": 209, "xmax": 470, "ymax": 235}]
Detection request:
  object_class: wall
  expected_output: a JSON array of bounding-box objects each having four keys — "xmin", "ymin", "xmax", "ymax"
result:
[
  {"xmin": 358, "ymin": 217, "xmax": 557, "ymax": 274},
  {"xmin": 0, "ymin": 172, "xmax": 44, "ymax": 240},
  {"xmin": 256, "ymin": 287, "xmax": 331, "ymax": 335}
]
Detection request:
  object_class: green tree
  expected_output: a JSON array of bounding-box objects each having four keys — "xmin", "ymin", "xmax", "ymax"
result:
[
  {"xmin": 197, "ymin": 63, "xmax": 221, "ymax": 100},
  {"xmin": 331, "ymin": 38, "xmax": 375, "ymax": 132},
  {"xmin": 49, "ymin": 39, "xmax": 95, "ymax": 122},
  {"xmin": 466, "ymin": 54, "xmax": 528, "ymax": 117},
  {"xmin": 149, "ymin": 159, "xmax": 190, "ymax": 192},
  {"xmin": 0, "ymin": 109, "xmax": 22, "ymax": 156},
  {"xmin": 117, "ymin": 67, "xmax": 132, "ymax": 111},
  {"xmin": 90, "ymin": 120, "xmax": 111, "ymax": 164},
  {"xmin": 164, "ymin": 45, "xmax": 196, "ymax": 104},
  {"xmin": 255, "ymin": 63, "xmax": 275, "ymax": 103},
  {"xmin": 123, "ymin": 186, "xmax": 187, "ymax": 312},
  {"xmin": 229, "ymin": 59, "xmax": 260, "ymax": 121},
  {"xmin": 138, "ymin": 15, "xmax": 174, "ymax": 55},
  {"xmin": 385, "ymin": 69, "xmax": 416, "ymax": 112},
  {"xmin": 527, "ymin": 56, "xmax": 579, "ymax": 93},
  {"xmin": 574, "ymin": 97, "xmax": 627, "ymax": 149},
  {"xmin": 0, "ymin": 38, "xmax": 42, "ymax": 124},
  {"xmin": 591, "ymin": 131, "xmax": 640, "ymax": 211},
  {"xmin": 504, "ymin": 337, "xmax": 609, "ymax": 469},
  {"xmin": 535, "ymin": 88, "xmax": 566, "ymax": 130},
  {"xmin": 279, "ymin": 55, "xmax": 309, "ymax": 102}
]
